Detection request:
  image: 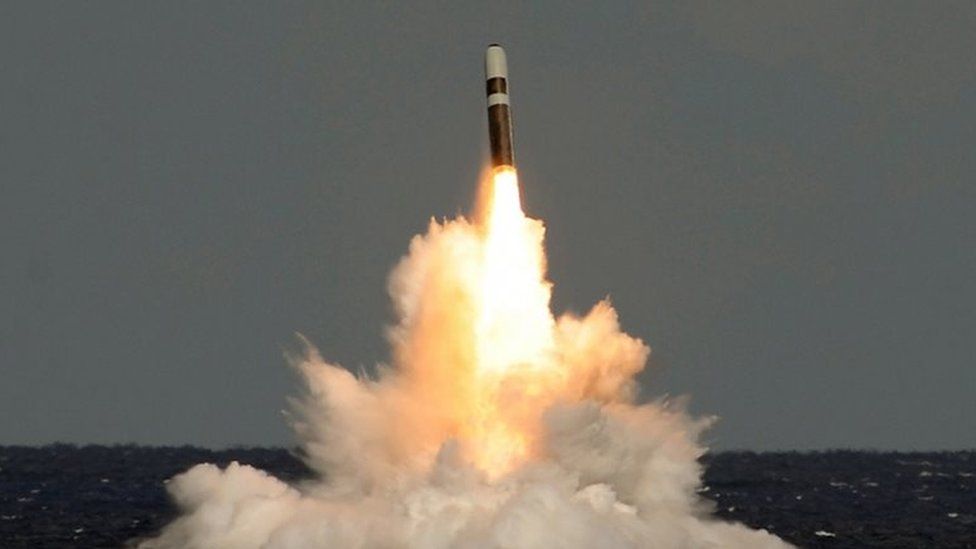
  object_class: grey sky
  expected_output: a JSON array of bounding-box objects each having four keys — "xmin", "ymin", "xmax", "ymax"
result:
[{"xmin": 3, "ymin": 2, "xmax": 974, "ymax": 450}]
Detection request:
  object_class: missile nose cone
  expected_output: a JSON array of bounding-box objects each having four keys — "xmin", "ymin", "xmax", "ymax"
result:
[{"xmin": 485, "ymin": 45, "xmax": 508, "ymax": 79}]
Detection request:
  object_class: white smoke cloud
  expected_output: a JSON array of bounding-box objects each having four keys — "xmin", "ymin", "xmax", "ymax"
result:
[{"xmin": 138, "ymin": 208, "xmax": 792, "ymax": 548}]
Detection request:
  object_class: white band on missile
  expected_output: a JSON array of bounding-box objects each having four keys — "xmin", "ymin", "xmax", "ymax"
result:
[
  {"xmin": 485, "ymin": 46, "xmax": 508, "ymax": 79},
  {"xmin": 487, "ymin": 92, "xmax": 509, "ymax": 106}
]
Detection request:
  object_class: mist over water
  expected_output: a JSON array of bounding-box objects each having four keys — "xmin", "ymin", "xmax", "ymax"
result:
[{"xmin": 140, "ymin": 175, "xmax": 791, "ymax": 548}]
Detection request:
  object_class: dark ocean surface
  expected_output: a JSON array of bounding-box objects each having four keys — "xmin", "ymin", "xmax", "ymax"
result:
[{"xmin": 0, "ymin": 446, "xmax": 973, "ymax": 548}]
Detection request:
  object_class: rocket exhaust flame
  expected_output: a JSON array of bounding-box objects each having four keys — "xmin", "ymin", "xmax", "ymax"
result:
[
  {"xmin": 470, "ymin": 167, "xmax": 555, "ymax": 475},
  {"xmin": 139, "ymin": 46, "xmax": 792, "ymax": 548}
]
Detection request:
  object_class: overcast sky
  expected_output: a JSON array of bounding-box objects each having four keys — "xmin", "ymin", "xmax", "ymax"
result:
[{"xmin": 3, "ymin": 2, "xmax": 974, "ymax": 450}]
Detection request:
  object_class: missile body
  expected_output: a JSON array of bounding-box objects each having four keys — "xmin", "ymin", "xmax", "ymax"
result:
[{"xmin": 485, "ymin": 45, "xmax": 515, "ymax": 170}]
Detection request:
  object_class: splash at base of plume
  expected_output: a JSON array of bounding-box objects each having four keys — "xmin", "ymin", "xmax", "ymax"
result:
[{"xmin": 139, "ymin": 177, "xmax": 791, "ymax": 548}]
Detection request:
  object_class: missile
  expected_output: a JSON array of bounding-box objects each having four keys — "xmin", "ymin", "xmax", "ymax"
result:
[{"xmin": 485, "ymin": 44, "xmax": 515, "ymax": 170}]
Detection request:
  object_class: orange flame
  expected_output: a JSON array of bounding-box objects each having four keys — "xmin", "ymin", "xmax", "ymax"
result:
[
  {"xmin": 385, "ymin": 166, "xmax": 647, "ymax": 479},
  {"xmin": 462, "ymin": 167, "xmax": 557, "ymax": 475}
]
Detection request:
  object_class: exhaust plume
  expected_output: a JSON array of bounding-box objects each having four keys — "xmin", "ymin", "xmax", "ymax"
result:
[{"xmin": 139, "ymin": 171, "xmax": 791, "ymax": 548}]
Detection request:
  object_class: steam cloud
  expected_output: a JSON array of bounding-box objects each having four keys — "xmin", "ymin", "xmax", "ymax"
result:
[{"xmin": 139, "ymin": 197, "xmax": 792, "ymax": 548}]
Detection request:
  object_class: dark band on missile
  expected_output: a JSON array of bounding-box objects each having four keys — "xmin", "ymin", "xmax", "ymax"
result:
[
  {"xmin": 486, "ymin": 77, "xmax": 508, "ymax": 95},
  {"xmin": 487, "ymin": 103, "xmax": 514, "ymax": 167}
]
